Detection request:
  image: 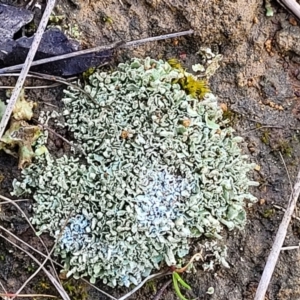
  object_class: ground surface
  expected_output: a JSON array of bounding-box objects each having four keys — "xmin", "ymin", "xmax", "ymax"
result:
[{"xmin": 1, "ymin": 0, "xmax": 300, "ymax": 299}]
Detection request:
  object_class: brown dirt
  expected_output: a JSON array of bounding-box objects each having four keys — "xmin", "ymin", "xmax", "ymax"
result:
[{"xmin": 1, "ymin": 0, "xmax": 300, "ymax": 299}]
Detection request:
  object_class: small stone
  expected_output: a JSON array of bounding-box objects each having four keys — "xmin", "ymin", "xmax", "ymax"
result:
[
  {"xmin": 259, "ymin": 199, "xmax": 266, "ymax": 205},
  {"xmin": 182, "ymin": 119, "xmax": 191, "ymax": 127},
  {"xmin": 219, "ymin": 103, "xmax": 227, "ymax": 112},
  {"xmin": 254, "ymin": 165, "xmax": 261, "ymax": 171},
  {"xmin": 289, "ymin": 17, "xmax": 298, "ymax": 26}
]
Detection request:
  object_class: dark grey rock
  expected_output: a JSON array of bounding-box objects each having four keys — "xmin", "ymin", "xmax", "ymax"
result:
[
  {"xmin": 0, "ymin": 4, "xmax": 33, "ymax": 41},
  {"xmin": 0, "ymin": 28, "xmax": 114, "ymax": 76}
]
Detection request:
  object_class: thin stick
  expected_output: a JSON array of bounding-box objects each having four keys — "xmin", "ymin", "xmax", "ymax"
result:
[
  {"xmin": 0, "ymin": 43, "xmax": 121, "ymax": 75},
  {"xmin": 11, "ymin": 213, "xmax": 72, "ymax": 300},
  {"xmin": 281, "ymin": 245, "xmax": 299, "ymax": 250},
  {"xmin": 0, "ymin": 83, "xmax": 61, "ymax": 89},
  {"xmin": 279, "ymin": 152, "xmax": 293, "ymax": 193},
  {"xmin": 0, "ymin": 234, "xmax": 70, "ymax": 300},
  {"xmin": 0, "ymin": 72, "xmax": 97, "ymax": 105},
  {"xmin": 152, "ymin": 279, "xmax": 172, "ymax": 300},
  {"xmin": 277, "ymin": 0, "xmax": 300, "ymax": 19},
  {"xmin": 122, "ymin": 29, "xmax": 194, "ymax": 48},
  {"xmin": 79, "ymin": 278, "xmax": 117, "ymax": 300},
  {"xmin": 0, "ymin": 0, "xmax": 56, "ymax": 140},
  {"xmin": 273, "ymin": 204, "xmax": 300, "ymax": 221},
  {"xmin": 254, "ymin": 169, "xmax": 300, "ymax": 300},
  {"xmin": 34, "ymin": 121, "xmax": 87, "ymax": 156},
  {"xmin": 11, "ymin": 238, "xmax": 57, "ymax": 300},
  {"xmin": 0, "ymin": 225, "xmax": 116, "ymax": 300},
  {"xmin": 0, "ymin": 199, "xmax": 30, "ymax": 204},
  {"xmin": 0, "ymin": 195, "xmax": 60, "ymax": 283},
  {"xmin": 0, "ymin": 30, "xmax": 193, "ymax": 74},
  {"xmin": 0, "ymin": 73, "xmax": 77, "ymax": 81},
  {"xmin": 118, "ymin": 271, "xmax": 172, "ymax": 300},
  {"xmin": 0, "ymin": 279, "xmax": 7, "ymax": 294},
  {"xmin": 40, "ymin": 102, "xmax": 58, "ymax": 108},
  {"xmin": 0, "ymin": 293, "xmax": 57, "ymax": 298}
]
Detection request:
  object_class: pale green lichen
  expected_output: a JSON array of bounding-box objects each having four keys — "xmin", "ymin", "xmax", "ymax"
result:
[{"xmin": 12, "ymin": 57, "xmax": 257, "ymax": 287}]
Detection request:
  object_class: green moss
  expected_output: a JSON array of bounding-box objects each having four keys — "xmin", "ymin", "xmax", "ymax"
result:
[
  {"xmin": 222, "ymin": 107, "xmax": 238, "ymax": 125},
  {"xmin": 260, "ymin": 129, "xmax": 270, "ymax": 145},
  {"xmin": 262, "ymin": 209, "xmax": 275, "ymax": 218},
  {"xmin": 35, "ymin": 279, "xmax": 50, "ymax": 292},
  {"xmin": 63, "ymin": 279, "xmax": 88, "ymax": 300},
  {"xmin": 276, "ymin": 139, "xmax": 293, "ymax": 157},
  {"xmin": 145, "ymin": 280, "xmax": 157, "ymax": 293},
  {"xmin": 25, "ymin": 262, "xmax": 36, "ymax": 273}
]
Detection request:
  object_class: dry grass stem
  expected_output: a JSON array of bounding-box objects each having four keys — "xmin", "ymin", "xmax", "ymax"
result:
[
  {"xmin": 0, "ymin": 30, "xmax": 194, "ymax": 75},
  {"xmin": 281, "ymin": 245, "xmax": 300, "ymax": 251},
  {"xmin": 34, "ymin": 122, "xmax": 87, "ymax": 156},
  {"xmin": 152, "ymin": 279, "xmax": 172, "ymax": 300},
  {"xmin": 0, "ymin": 195, "xmax": 59, "ymax": 282},
  {"xmin": 0, "ymin": 0, "xmax": 56, "ymax": 139},
  {"xmin": 118, "ymin": 271, "xmax": 171, "ymax": 300},
  {"xmin": 0, "ymin": 234, "xmax": 70, "ymax": 300},
  {"xmin": 174, "ymin": 252, "xmax": 203, "ymax": 273},
  {"xmin": 279, "ymin": 152, "xmax": 293, "ymax": 193},
  {"xmin": 0, "ymin": 83, "xmax": 61, "ymax": 89},
  {"xmin": 0, "ymin": 279, "xmax": 7, "ymax": 294},
  {"xmin": 255, "ymin": 168, "xmax": 300, "ymax": 299},
  {"xmin": 0, "ymin": 72, "xmax": 97, "ymax": 105},
  {"xmin": 0, "ymin": 199, "xmax": 114, "ymax": 300},
  {"xmin": 0, "ymin": 199, "xmax": 30, "ymax": 205},
  {"xmin": 273, "ymin": 205, "xmax": 300, "ymax": 222},
  {"xmin": 277, "ymin": 0, "xmax": 300, "ymax": 19},
  {"xmin": 0, "ymin": 293, "xmax": 57, "ymax": 298}
]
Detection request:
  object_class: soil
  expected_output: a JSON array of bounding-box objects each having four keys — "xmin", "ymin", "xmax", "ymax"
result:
[{"xmin": 1, "ymin": 0, "xmax": 300, "ymax": 299}]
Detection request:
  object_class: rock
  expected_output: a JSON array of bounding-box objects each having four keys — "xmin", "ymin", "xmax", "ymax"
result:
[
  {"xmin": 0, "ymin": 28, "xmax": 114, "ymax": 76},
  {"xmin": 276, "ymin": 25, "xmax": 300, "ymax": 56},
  {"xmin": 0, "ymin": 4, "xmax": 33, "ymax": 42}
]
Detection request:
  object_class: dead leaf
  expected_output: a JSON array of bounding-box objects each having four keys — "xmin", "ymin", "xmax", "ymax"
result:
[
  {"xmin": 0, "ymin": 120, "xmax": 41, "ymax": 169},
  {"xmin": 12, "ymin": 89, "xmax": 36, "ymax": 121}
]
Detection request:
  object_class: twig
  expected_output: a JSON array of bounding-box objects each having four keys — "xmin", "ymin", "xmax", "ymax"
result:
[
  {"xmin": 0, "ymin": 72, "xmax": 98, "ymax": 106},
  {"xmin": 0, "ymin": 83, "xmax": 61, "ymax": 89},
  {"xmin": 118, "ymin": 271, "xmax": 172, "ymax": 300},
  {"xmin": 152, "ymin": 279, "xmax": 172, "ymax": 300},
  {"xmin": 254, "ymin": 169, "xmax": 300, "ymax": 300},
  {"xmin": 0, "ymin": 30, "xmax": 193, "ymax": 74},
  {"xmin": 79, "ymin": 279, "xmax": 117, "ymax": 300},
  {"xmin": 0, "ymin": 199, "xmax": 30, "ymax": 205},
  {"xmin": 0, "ymin": 0, "xmax": 56, "ymax": 140},
  {"xmin": 40, "ymin": 102, "xmax": 58, "ymax": 108},
  {"xmin": 0, "ymin": 222, "xmax": 116, "ymax": 300},
  {"xmin": 122, "ymin": 29, "xmax": 194, "ymax": 48},
  {"xmin": 11, "ymin": 211, "xmax": 73, "ymax": 300},
  {"xmin": 0, "ymin": 234, "xmax": 70, "ymax": 300},
  {"xmin": 276, "ymin": 0, "xmax": 300, "ymax": 20},
  {"xmin": 0, "ymin": 42, "xmax": 121, "ymax": 75},
  {"xmin": 0, "ymin": 195, "xmax": 60, "ymax": 284},
  {"xmin": 0, "ymin": 293, "xmax": 57, "ymax": 298},
  {"xmin": 33, "ymin": 121, "xmax": 87, "ymax": 156},
  {"xmin": 279, "ymin": 152, "xmax": 293, "ymax": 194},
  {"xmin": 0, "ymin": 279, "xmax": 7, "ymax": 294},
  {"xmin": 281, "ymin": 245, "xmax": 300, "ymax": 250},
  {"xmin": 174, "ymin": 252, "xmax": 203, "ymax": 273},
  {"xmin": 29, "ymin": 71, "xmax": 100, "ymax": 105},
  {"xmin": 273, "ymin": 204, "xmax": 300, "ymax": 221},
  {"xmin": 245, "ymin": 125, "xmax": 284, "ymax": 132}
]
